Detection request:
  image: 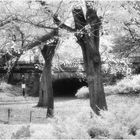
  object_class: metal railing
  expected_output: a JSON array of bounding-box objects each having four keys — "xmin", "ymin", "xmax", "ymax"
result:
[{"xmin": 0, "ymin": 108, "xmax": 49, "ymax": 124}]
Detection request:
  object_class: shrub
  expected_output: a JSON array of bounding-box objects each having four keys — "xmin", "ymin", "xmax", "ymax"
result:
[
  {"xmin": 1, "ymin": 95, "xmax": 140, "ymax": 139},
  {"xmin": 109, "ymin": 75, "xmax": 140, "ymax": 95},
  {"xmin": 75, "ymin": 86, "xmax": 89, "ymax": 99},
  {"xmin": 53, "ymin": 116, "xmax": 90, "ymax": 139},
  {"xmin": 75, "ymin": 86, "xmax": 115, "ymax": 99},
  {"xmin": 0, "ymin": 82, "xmax": 12, "ymax": 92},
  {"xmin": 29, "ymin": 103, "xmax": 140, "ymax": 139},
  {"xmin": 88, "ymin": 126, "xmax": 109, "ymax": 138},
  {"xmin": 0, "ymin": 82, "xmax": 22, "ymax": 96},
  {"xmin": 11, "ymin": 125, "xmax": 31, "ymax": 139},
  {"xmin": 79, "ymin": 102, "xmax": 140, "ymax": 139},
  {"xmin": 104, "ymin": 86, "xmax": 117, "ymax": 96},
  {"xmin": 99, "ymin": 103, "xmax": 140, "ymax": 139},
  {"xmin": 75, "ymin": 75, "xmax": 140, "ymax": 98}
]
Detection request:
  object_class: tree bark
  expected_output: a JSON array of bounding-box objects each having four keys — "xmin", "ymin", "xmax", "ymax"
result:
[
  {"xmin": 72, "ymin": 5, "xmax": 107, "ymax": 115},
  {"xmin": 37, "ymin": 54, "xmax": 54, "ymax": 117},
  {"xmin": 32, "ymin": 72, "xmax": 40, "ymax": 97},
  {"xmin": 85, "ymin": 40, "xmax": 107, "ymax": 115},
  {"xmin": 38, "ymin": 63, "xmax": 53, "ymax": 107},
  {"xmin": 37, "ymin": 34, "xmax": 58, "ymax": 117}
]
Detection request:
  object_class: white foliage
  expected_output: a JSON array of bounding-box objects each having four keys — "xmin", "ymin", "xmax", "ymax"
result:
[
  {"xmin": 76, "ymin": 75, "xmax": 140, "ymax": 99},
  {"xmin": 11, "ymin": 125, "xmax": 31, "ymax": 139},
  {"xmin": 0, "ymin": 94, "xmax": 140, "ymax": 139},
  {"xmin": 30, "ymin": 123, "xmax": 56, "ymax": 139},
  {"xmin": 75, "ymin": 86, "xmax": 89, "ymax": 98}
]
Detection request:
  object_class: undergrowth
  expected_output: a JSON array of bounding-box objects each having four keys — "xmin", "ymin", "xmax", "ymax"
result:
[
  {"xmin": 8, "ymin": 102, "xmax": 140, "ymax": 139},
  {"xmin": 0, "ymin": 82, "xmax": 22, "ymax": 96},
  {"xmin": 75, "ymin": 74, "xmax": 140, "ymax": 99}
]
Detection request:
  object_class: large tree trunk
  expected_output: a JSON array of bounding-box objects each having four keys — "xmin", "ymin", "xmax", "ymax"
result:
[
  {"xmin": 32, "ymin": 72, "xmax": 40, "ymax": 97},
  {"xmin": 37, "ymin": 34, "xmax": 58, "ymax": 117},
  {"xmin": 72, "ymin": 4, "xmax": 107, "ymax": 115},
  {"xmin": 37, "ymin": 54, "xmax": 54, "ymax": 117},
  {"xmin": 38, "ymin": 62, "xmax": 53, "ymax": 108},
  {"xmin": 38, "ymin": 66, "xmax": 47, "ymax": 106},
  {"xmin": 86, "ymin": 42, "xmax": 107, "ymax": 115}
]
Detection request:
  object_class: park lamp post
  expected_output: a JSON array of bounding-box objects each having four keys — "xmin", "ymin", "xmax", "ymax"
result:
[
  {"xmin": 34, "ymin": 64, "xmax": 40, "ymax": 70},
  {"xmin": 22, "ymin": 74, "xmax": 26, "ymax": 97}
]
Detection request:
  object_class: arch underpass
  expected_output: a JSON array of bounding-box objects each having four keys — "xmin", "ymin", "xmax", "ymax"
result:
[{"xmin": 53, "ymin": 77, "xmax": 87, "ymax": 97}]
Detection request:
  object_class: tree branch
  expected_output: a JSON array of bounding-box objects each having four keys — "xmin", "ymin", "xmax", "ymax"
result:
[
  {"xmin": 123, "ymin": 22, "xmax": 136, "ymax": 41},
  {"xmin": 15, "ymin": 17, "xmax": 57, "ymax": 30},
  {"xmin": 26, "ymin": 29, "xmax": 58, "ymax": 50},
  {"xmin": 0, "ymin": 16, "xmax": 18, "ymax": 27},
  {"xmin": 53, "ymin": 14, "xmax": 76, "ymax": 32},
  {"xmin": 13, "ymin": 25, "xmax": 25, "ymax": 47}
]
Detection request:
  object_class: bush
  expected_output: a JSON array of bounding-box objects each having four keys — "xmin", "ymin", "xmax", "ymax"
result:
[
  {"xmin": 14, "ymin": 103, "xmax": 140, "ymax": 139},
  {"xmin": 88, "ymin": 126, "xmax": 109, "ymax": 138},
  {"xmin": 108, "ymin": 75, "xmax": 140, "ymax": 95},
  {"xmin": 0, "ymin": 82, "xmax": 22, "ymax": 96},
  {"xmin": 75, "ymin": 86, "xmax": 116, "ymax": 99},
  {"xmin": 1, "ymin": 95, "xmax": 140, "ymax": 139},
  {"xmin": 79, "ymin": 102, "xmax": 140, "ymax": 139},
  {"xmin": 75, "ymin": 75, "xmax": 140, "ymax": 98},
  {"xmin": 11, "ymin": 125, "xmax": 31, "ymax": 139},
  {"xmin": 75, "ymin": 86, "xmax": 89, "ymax": 99}
]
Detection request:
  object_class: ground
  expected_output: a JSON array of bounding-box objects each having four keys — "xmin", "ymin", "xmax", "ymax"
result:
[{"xmin": 0, "ymin": 92, "xmax": 140, "ymax": 139}]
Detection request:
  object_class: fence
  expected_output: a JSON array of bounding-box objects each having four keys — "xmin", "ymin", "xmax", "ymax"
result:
[{"xmin": 0, "ymin": 108, "xmax": 49, "ymax": 124}]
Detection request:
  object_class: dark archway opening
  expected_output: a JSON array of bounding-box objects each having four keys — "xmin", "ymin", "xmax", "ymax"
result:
[{"xmin": 53, "ymin": 78, "xmax": 87, "ymax": 97}]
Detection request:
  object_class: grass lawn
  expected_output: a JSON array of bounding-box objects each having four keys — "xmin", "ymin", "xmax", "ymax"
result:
[{"xmin": 0, "ymin": 91, "xmax": 140, "ymax": 139}]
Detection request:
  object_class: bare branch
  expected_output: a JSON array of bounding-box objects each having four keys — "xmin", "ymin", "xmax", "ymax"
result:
[
  {"xmin": 0, "ymin": 16, "xmax": 17, "ymax": 27},
  {"xmin": 26, "ymin": 29, "xmax": 58, "ymax": 50},
  {"xmin": 14, "ymin": 17, "xmax": 57, "ymax": 30},
  {"xmin": 123, "ymin": 22, "xmax": 136, "ymax": 41},
  {"xmin": 14, "ymin": 25, "xmax": 25, "ymax": 47},
  {"xmin": 54, "ymin": 0, "xmax": 63, "ymax": 15},
  {"xmin": 53, "ymin": 14, "xmax": 76, "ymax": 32}
]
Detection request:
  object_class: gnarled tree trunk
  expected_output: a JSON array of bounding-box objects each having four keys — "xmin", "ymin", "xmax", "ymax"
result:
[
  {"xmin": 38, "ymin": 62, "xmax": 52, "ymax": 107},
  {"xmin": 72, "ymin": 4, "xmax": 107, "ymax": 115},
  {"xmin": 32, "ymin": 72, "xmax": 40, "ymax": 97},
  {"xmin": 37, "ymin": 35, "xmax": 58, "ymax": 117},
  {"xmin": 85, "ymin": 39, "xmax": 107, "ymax": 115}
]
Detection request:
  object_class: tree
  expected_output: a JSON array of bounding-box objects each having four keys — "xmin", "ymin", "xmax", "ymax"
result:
[
  {"xmin": 37, "ymin": 30, "xmax": 58, "ymax": 117},
  {"xmin": 0, "ymin": 0, "xmax": 109, "ymax": 116},
  {"xmin": 111, "ymin": 1, "xmax": 140, "ymax": 58},
  {"xmin": 74, "ymin": 3, "xmax": 107, "ymax": 115},
  {"xmin": 54, "ymin": 1, "xmax": 107, "ymax": 115},
  {"xmin": 0, "ymin": 0, "xmax": 60, "ymax": 117}
]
